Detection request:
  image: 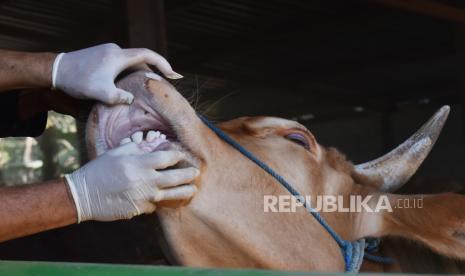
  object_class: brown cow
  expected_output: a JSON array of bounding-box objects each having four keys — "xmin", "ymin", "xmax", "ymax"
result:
[{"xmin": 86, "ymin": 71, "xmax": 461, "ymax": 272}]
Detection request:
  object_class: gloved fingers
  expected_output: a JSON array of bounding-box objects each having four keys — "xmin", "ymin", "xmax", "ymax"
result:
[
  {"xmin": 155, "ymin": 167, "xmax": 200, "ymax": 188},
  {"xmin": 140, "ymin": 150, "xmax": 185, "ymax": 169},
  {"xmin": 122, "ymin": 48, "xmax": 183, "ymax": 79},
  {"xmin": 109, "ymin": 141, "xmax": 145, "ymax": 156},
  {"xmin": 153, "ymin": 184, "xmax": 197, "ymax": 202},
  {"xmin": 137, "ymin": 201, "xmax": 157, "ymax": 215},
  {"xmin": 98, "ymin": 85, "xmax": 134, "ymax": 105},
  {"xmin": 113, "ymin": 88, "xmax": 134, "ymax": 105},
  {"xmin": 128, "ymin": 63, "xmax": 152, "ymax": 72},
  {"xmin": 144, "ymin": 72, "xmax": 162, "ymax": 81},
  {"xmin": 104, "ymin": 42, "xmax": 121, "ymax": 50}
]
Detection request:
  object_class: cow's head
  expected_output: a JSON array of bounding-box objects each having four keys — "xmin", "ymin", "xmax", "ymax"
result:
[{"xmin": 86, "ymin": 71, "xmax": 462, "ymax": 271}]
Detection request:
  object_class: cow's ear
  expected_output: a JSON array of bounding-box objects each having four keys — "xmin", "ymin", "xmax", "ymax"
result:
[{"xmin": 355, "ymin": 192, "xmax": 465, "ymax": 261}]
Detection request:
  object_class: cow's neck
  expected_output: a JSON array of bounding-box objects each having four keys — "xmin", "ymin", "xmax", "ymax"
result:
[{"xmin": 156, "ymin": 148, "xmax": 347, "ymax": 270}]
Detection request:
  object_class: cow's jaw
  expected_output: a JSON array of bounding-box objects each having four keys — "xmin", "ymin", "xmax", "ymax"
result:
[{"xmin": 86, "ymin": 71, "xmax": 208, "ymax": 168}]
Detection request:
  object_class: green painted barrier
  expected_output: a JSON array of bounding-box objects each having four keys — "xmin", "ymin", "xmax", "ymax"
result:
[{"xmin": 0, "ymin": 261, "xmax": 315, "ymax": 276}]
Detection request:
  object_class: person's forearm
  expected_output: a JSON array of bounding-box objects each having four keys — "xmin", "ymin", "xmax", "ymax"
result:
[
  {"xmin": 0, "ymin": 50, "xmax": 57, "ymax": 91},
  {"xmin": 0, "ymin": 178, "xmax": 77, "ymax": 242}
]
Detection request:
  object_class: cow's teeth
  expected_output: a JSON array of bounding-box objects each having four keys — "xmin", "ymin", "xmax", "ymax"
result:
[
  {"xmin": 146, "ymin": 130, "xmax": 157, "ymax": 142},
  {"xmin": 120, "ymin": 137, "xmax": 131, "ymax": 145},
  {"xmin": 160, "ymin": 134, "xmax": 166, "ymax": 140},
  {"xmin": 131, "ymin": 131, "xmax": 143, "ymax": 144}
]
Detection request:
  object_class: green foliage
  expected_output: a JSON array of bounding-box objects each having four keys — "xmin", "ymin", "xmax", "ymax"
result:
[
  {"xmin": 46, "ymin": 112, "xmax": 77, "ymax": 133},
  {"xmin": 0, "ymin": 112, "xmax": 81, "ymax": 186}
]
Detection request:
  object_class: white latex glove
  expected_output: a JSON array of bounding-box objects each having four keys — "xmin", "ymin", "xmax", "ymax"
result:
[
  {"xmin": 65, "ymin": 142, "xmax": 198, "ymax": 223},
  {"xmin": 52, "ymin": 43, "xmax": 183, "ymax": 105}
]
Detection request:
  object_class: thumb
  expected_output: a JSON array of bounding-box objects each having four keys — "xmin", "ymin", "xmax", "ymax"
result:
[{"xmin": 112, "ymin": 88, "xmax": 134, "ymax": 105}]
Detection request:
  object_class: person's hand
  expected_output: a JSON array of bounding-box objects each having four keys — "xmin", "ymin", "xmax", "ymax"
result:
[
  {"xmin": 65, "ymin": 142, "xmax": 198, "ymax": 223},
  {"xmin": 52, "ymin": 43, "xmax": 183, "ymax": 105}
]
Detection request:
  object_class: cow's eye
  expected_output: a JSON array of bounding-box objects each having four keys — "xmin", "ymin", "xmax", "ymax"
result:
[{"xmin": 285, "ymin": 133, "xmax": 310, "ymax": 150}]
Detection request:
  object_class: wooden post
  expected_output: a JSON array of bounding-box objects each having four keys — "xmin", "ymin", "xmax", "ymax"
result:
[{"xmin": 126, "ymin": 0, "xmax": 168, "ymax": 56}]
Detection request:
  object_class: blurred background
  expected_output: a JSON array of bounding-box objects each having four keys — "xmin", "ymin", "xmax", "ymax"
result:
[
  {"xmin": 0, "ymin": 0, "xmax": 465, "ymax": 272},
  {"xmin": 0, "ymin": 112, "xmax": 79, "ymax": 185}
]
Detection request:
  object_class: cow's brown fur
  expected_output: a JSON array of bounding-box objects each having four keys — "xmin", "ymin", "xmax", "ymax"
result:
[{"xmin": 85, "ymin": 72, "xmax": 465, "ymax": 272}]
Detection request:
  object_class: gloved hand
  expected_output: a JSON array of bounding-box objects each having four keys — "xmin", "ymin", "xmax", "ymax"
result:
[
  {"xmin": 52, "ymin": 43, "xmax": 183, "ymax": 105},
  {"xmin": 65, "ymin": 142, "xmax": 198, "ymax": 223}
]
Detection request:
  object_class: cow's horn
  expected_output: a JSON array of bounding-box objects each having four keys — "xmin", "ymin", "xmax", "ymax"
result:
[{"xmin": 354, "ymin": 105, "xmax": 450, "ymax": 192}]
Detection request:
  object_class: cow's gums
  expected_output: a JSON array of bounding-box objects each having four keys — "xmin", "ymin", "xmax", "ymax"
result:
[{"xmin": 86, "ymin": 71, "xmax": 465, "ymax": 272}]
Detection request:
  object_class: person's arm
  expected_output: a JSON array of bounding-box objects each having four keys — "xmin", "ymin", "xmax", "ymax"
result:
[
  {"xmin": 0, "ymin": 43, "xmax": 183, "ymax": 105},
  {"xmin": 0, "ymin": 141, "xmax": 199, "ymax": 242},
  {"xmin": 0, "ymin": 51, "xmax": 58, "ymax": 138},
  {"xmin": 0, "ymin": 50, "xmax": 56, "ymax": 91},
  {"xmin": 0, "ymin": 178, "xmax": 76, "ymax": 242}
]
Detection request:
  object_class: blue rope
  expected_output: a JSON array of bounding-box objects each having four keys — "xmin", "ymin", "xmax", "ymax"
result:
[
  {"xmin": 364, "ymin": 238, "xmax": 395, "ymax": 264},
  {"xmin": 364, "ymin": 253, "xmax": 394, "ymax": 264},
  {"xmin": 198, "ymin": 115, "xmax": 394, "ymax": 271}
]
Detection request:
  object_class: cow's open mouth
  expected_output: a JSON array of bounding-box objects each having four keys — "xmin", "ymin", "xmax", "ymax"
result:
[
  {"xmin": 96, "ymin": 100, "xmax": 178, "ymax": 154},
  {"xmin": 88, "ymin": 71, "xmax": 202, "ymax": 166}
]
